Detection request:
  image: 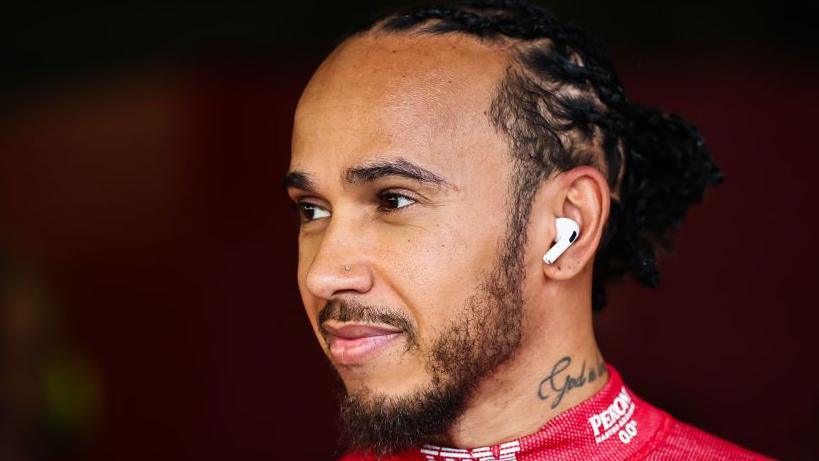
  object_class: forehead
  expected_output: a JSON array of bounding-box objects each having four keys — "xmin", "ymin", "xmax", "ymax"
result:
[{"xmin": 290, "ymin": 32, "xmax": 511, "ymax": 180}]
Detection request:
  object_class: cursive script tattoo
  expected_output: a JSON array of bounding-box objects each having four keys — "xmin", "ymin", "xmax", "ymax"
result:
[{"xmin": 537, "ymin": 355, "xmax": 607, "ymax": 409}]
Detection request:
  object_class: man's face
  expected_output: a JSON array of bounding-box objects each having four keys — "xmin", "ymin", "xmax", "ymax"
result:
[{"xmin": 287, "ymin": 33, "xmax": 535, "ymax": 449}]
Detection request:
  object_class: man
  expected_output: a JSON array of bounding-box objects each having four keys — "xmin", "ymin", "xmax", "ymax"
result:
[{"xmin": 284, "ymin": 1, "xmax": 769, "ymax": 459}]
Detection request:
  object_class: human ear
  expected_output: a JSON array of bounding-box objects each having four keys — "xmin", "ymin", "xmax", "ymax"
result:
[{"xmin": 540, "ymin": 166, "xmax": 611, "ymax": 280}]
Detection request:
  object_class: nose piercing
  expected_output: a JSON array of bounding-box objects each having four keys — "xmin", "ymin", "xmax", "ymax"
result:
[{"xmin": 344, "ymin": 264, "xmax": 352, "ymax": 272}]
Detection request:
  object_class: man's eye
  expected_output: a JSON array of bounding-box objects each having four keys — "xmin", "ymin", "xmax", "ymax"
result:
[
  {"xmin": 378, "ymin": 192, "xmax": 416, "ymax": 211},
  {"xmin": 298, "ymin": 202, "xmax": 331, "ymax": 222}
]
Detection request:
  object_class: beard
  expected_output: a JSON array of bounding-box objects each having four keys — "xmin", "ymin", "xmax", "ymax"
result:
[{"xmin": 321, "ymin": 204, "xmax": 529, "ymax": 457}]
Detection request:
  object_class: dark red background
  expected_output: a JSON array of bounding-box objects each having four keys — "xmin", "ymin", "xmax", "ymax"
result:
[{"xmin": 2, "ymin": 2, "xmax": 817, "ymax": 460}]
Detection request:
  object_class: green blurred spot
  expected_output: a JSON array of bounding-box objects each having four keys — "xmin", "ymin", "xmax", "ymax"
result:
[{"xmin": 43, "ymin": 351, "xmax": 102, "ymax": 434}]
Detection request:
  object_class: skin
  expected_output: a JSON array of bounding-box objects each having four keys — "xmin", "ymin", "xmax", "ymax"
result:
[{"xmin": 287, "ymin": 31, "xmax": 612, "ymax": 448}]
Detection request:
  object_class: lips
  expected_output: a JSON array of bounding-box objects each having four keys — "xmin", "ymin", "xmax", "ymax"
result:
[{"xmin": 322, "ymin": 322, "xmax": 403, "ymax": 366}]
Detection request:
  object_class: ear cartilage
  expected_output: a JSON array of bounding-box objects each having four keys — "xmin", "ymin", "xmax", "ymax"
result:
[{"xmin": 543, "ymin": 217, "xmax": 580, "ymax": 265}]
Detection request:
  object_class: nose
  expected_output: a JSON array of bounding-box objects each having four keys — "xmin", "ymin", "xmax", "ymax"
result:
[{"xmin": 303, "ymin": 220, "xmax": 375, "ymax": 300}]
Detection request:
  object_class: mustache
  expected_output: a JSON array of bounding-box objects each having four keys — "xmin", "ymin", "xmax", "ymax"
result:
[{"xmin": 318, "ymin": 299, "xmax": 418, "ymax": 347}]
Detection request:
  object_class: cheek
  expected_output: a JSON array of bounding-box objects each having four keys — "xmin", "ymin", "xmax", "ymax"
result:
[{"xmin": 389, "ymin": 213, "xmax": 506, "ymax": 336}]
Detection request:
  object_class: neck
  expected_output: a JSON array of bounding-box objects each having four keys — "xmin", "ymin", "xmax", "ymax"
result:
[{"xmin": 442, "ymin": 286, "xmax": 606, "ymax": 448}]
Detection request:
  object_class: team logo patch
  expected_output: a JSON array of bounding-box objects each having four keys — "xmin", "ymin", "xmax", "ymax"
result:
[{"xmin": 588, "ymin": 387, "xmax": 638, "ymax": 444}]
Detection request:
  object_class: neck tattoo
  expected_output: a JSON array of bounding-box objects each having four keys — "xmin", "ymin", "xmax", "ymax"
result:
[{"xmin": 537, "ymin": 355, "xmax": 607, "ymax": 409}]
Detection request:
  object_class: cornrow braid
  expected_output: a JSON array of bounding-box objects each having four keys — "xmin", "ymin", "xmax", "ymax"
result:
[{"xmin": 347, "ymin": 0, "xmax": 722, "ymax": 309}]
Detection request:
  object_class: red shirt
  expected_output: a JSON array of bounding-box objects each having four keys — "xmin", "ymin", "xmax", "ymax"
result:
[{"xmin": 340, "ymin": 365, "xmax": 770, "ymax": 460}]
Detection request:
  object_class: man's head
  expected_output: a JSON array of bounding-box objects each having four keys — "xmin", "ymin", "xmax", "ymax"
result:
[{"xmin": 285, "ymin": 0, "xmax": 721, "ymax": 455}]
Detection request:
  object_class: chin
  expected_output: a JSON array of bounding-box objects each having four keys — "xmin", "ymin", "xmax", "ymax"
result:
[{"xmin": 337, "ymin": 366, "xmax": 470, "ymax": 457}]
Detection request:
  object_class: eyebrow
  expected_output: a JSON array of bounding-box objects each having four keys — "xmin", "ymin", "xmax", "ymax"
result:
[
  {"xmin": 282, "ymin": 171, "xmax": 316, "ymax": 191},
  {"xmin": 283, "ymin": 158, "xmax": 452, "ymax": 192},
  {"xmin": 345, "ymin": 158, "xmax": 451, "ymax": 187}
]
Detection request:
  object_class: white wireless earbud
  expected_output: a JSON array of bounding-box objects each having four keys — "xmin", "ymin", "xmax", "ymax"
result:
[{"xmin": 543, "ymin": 217, "xmax": 580, "ymax": 265}]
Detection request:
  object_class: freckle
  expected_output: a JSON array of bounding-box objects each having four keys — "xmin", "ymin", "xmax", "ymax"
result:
[
  {"xmin": 557, "ymin": 265, "xmax": 561, "ymax": 270},
  {"xmin": 391, "ymin": 49, "xmax": 396, "ymax": 53}
]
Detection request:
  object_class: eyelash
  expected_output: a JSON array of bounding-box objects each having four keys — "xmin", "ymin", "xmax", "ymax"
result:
[{"xmin": 294, "ymin": 190, "xmax": 417, "ymax": 223}]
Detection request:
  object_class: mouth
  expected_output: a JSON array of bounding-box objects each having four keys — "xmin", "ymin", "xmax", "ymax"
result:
[{"xmin": 322, "ymin": 322, "xmax": 403, "ymax": 366}]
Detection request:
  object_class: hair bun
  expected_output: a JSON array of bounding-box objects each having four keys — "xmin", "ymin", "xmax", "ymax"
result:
[{"xmin": 592, "ymin": 103, "xmax": 723, "ymax": 309}]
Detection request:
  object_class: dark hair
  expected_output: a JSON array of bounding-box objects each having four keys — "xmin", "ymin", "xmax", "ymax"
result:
[{"xmin": 346, "ymin": 0, "xmax": 722, "ymax": 310}]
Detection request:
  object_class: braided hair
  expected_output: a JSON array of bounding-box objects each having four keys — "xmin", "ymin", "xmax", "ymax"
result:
[{"xmin": 345, "ymin": 0, "xmax": 723, "ymax": 310}]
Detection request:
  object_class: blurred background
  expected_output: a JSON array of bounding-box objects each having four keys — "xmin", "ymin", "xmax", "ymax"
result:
[{"xmin": 1, "ymin": 1, "xmax": 817, "ymax": 460}]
